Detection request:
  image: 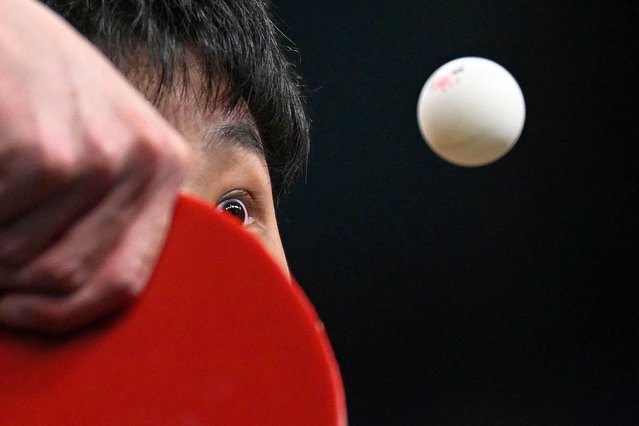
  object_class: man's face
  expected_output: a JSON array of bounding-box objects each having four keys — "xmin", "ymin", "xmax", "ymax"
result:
[{"xmin": 132, "ymin": 73, "xmax": 289, "ymax": 273}]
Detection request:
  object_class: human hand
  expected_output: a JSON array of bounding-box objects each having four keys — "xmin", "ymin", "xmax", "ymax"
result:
[{"xmin": 0, "ymin": 0, "xmax": 191, "ymax": 334}]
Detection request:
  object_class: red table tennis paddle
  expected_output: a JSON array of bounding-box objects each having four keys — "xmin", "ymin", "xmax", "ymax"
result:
[{"xmin": 0, "ymin": 195, "xmax": 346, "ymax": 425}]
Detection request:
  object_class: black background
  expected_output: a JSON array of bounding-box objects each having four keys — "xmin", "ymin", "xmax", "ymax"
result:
[{"xmin": 272, "ymin": 2, "xmax": 638, "ymax": 424}]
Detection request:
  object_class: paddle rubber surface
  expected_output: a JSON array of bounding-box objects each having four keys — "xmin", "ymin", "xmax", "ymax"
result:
[{"xmin": 0, "ymin": 195, "xmax": 346, "ymax": 425}]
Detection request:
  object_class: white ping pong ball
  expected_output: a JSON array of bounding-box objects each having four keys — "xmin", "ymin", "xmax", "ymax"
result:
[{"xmin": 417, "ymin": 57, "xmax": 525, "ymax": 167}]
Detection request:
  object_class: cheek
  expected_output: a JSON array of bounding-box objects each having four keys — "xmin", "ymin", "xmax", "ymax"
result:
[{"xmin": 249, "ymin": 224, "xmax": 289, "ymax": 276}]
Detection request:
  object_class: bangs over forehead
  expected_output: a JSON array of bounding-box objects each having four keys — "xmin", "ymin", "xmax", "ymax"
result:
[{"xmin": 45, "ymin": 0, "xmax": 309, "ymax": 201}]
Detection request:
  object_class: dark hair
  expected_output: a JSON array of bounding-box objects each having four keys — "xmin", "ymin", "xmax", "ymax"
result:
[{"xmin": 42, "ymin": 0, "xmax": 308, "ymax": 202}]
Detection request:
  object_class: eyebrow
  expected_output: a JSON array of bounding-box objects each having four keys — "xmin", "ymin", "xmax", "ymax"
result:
[{"xmin": 206, "ymin": 122, "xmax": 264, "ymax": 157}]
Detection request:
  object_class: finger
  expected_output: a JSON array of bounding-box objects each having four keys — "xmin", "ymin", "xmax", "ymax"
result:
[
  {"xmin": 0, "ymin": 169, "xmax": 182, "ymax": 335},
  {"xmin": 0, "ymin": 279, "xmax": 134, "ymax": 335},
  {"xmin": 0, "ymin": 167, "xmax": 66, "ymax": 225},
  {"xmin": 0, "ymin": 120, "xmax": 188, "ymax": 293},
  {"xmin": 0, "ymin": 155, "xmax": 153, "ymax": 293},
  {"xmin": 0, "ymin": 173, "xmax": 110, "ymax": 266},
  {"xmin": 0, "ymin": 132, "xmax": 75, "ymax": 225}
]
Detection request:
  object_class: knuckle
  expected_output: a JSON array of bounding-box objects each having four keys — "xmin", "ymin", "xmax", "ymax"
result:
[
  {"xmin": 102, "ymin": 277, "xmax": 138, "ymax": 306},
  {"xmin": 0, "ymin": 134, "xmax": 75, "ymax": 188},
  {"xmin": 114, "ymin": 112, "xmax": 189, "ymax": 183},
  {"xmin": 167, "ymin": 136, "xmax": 192, "ymax": 172},
  {"xmin": 81, "ymin": 138, "xmax": 119, "ymax": 185},
  {"xmin": 141, "ymin": 133, "xmax": 191, "ymax": 184},
  {"xmin": 31, "ymin": 258, "xmax": 88, "ymax": 293},
  {"xmin": 131, "ymin": 134, "xmax": 163, "ymax": 173},
  {"xmin": 38, "ymin": 282, "xmax": 135, "ymax": 335},
  {"xmin": 39, "ymin": 142, "xmax": 76, "ymax": 184},
  {"xmin": 141, "ymin": 122, "xmax": 184, "ymax": 162},
  {"xmin": 91, "ymin": 157, "xmax": 118, "ymax": 186}
]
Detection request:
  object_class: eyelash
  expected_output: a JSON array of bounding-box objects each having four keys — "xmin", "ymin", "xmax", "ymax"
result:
[{"xmin": 216, "ymin": 189, "xmax": 256, "ymax": 226}]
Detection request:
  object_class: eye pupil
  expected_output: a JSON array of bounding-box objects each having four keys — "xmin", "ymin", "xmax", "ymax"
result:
[
  {"xmin": 218, "ymin": 199, "xmax": 248, "ymax": 224},
  {"xmin": 225, "ymin": 203, "xmax": 245, "ymax": 221}
]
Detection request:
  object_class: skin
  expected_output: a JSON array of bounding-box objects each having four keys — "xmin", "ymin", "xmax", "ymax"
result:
[
  {"xmin": 0, "ymin": 0, "xmax": 288, "ymax": 334},
  {"xmin": 0, "ymin": 0, "xmax": 191, "ymax": 334},
  {"xmin": 149, "ymin": 80, "xmax": 290, "ymax": 272}
]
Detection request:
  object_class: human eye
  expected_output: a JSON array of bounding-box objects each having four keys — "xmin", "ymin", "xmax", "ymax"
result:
[{"xmin": 216, "ymin": 190, "xmax": 256, "ymax": 226}]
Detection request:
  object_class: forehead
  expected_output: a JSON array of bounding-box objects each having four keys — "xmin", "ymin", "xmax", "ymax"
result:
[
  {"xmin": 125, "ymin": 60, "xmax": 264, "ymax": 157},
  {"xmin": 123, "ymin": 53, "xmax": 250, "ymax": 119}
]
